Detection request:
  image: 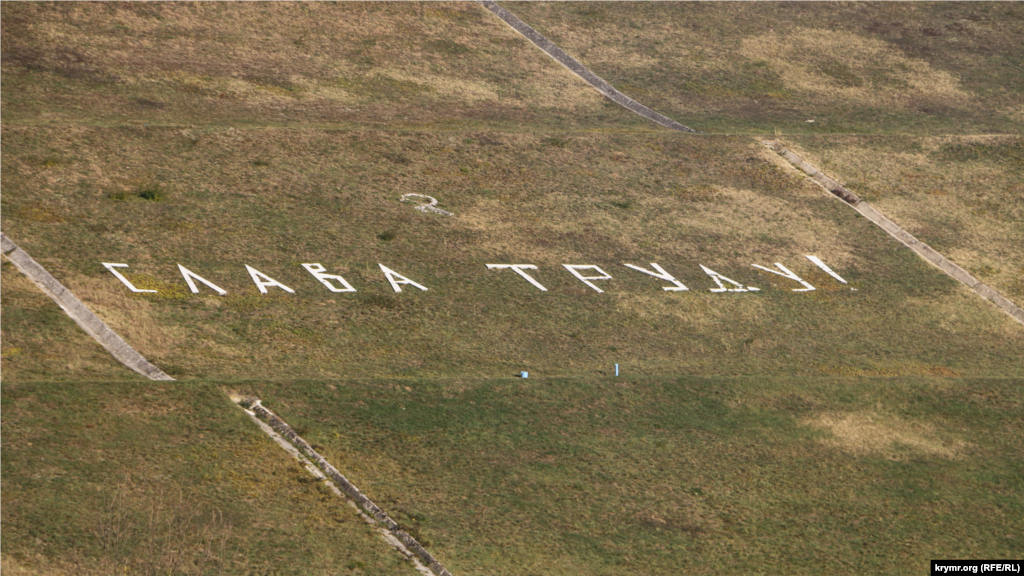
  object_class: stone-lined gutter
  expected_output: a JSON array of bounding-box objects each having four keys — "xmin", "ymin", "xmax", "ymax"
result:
[
  {"xmin": 234, "ymin": 396, "xmax": 453, "ymax": 576},
  {"xmin": 0, "ymin": 232, "xmax": 175, "ymax": 379},
  {"xmin": 476, "ymin": 0, "xmax": 698, "ymax": 134},
  {"xmin": 764, "ymin": 141, "xmax": 1024, "ymax": 327}
]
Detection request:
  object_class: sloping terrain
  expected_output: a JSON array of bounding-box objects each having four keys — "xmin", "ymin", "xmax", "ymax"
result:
[
  {"xmin": 784, "ymin": 135, "xmax": 1024, "ymax": 305},
  {"xmin": 2, "ymin": 2, "xmax": 1022, "ymax": 575},
  {"xmin": 508, "ymin": 2, "xmax": 1024, "ymax": 135},
  {"xmin": 0, "ymin": 1, "xmax": 646, "ymax": 132},
  {"xmin": 1, "ymin": 381, "xmax": 422, "ymax": 575},
  {"xmin": 244, "ymin": 375, "xmax": 1023, "ymax": 575},
  {"xmin": 3, "ymin": 126, "xmax": 1021, "ymax": 383},
  {"xmin": 1, "ymin": 263, "xmax": 129, "ymax": 381}
]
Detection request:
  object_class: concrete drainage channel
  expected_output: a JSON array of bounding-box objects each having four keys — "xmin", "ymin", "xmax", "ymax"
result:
[
  {"xmin": 478, "ymin": 0, "xmax": 1019, "ymax": 325},
  {"xmin": 231, "ymin": 395, "xmax": 453, "ymax": 576},
  {"xmin": 476, "ymin": 0, "xmax": 698, "ymax": 134},
  {"xmin": 2, "ymin": 232, "xmax": 451, "ymax": 572},
  {"xmin": 4, "ymin": 7, "xmax": 1020, "ymax": 571},
  {"xmin": 764, "ymin": 140, "xmax": 1024, "ymax": 326},
  {"xmin": 0, "ymin": 232, "xmax": 174, "ymax": 380}
]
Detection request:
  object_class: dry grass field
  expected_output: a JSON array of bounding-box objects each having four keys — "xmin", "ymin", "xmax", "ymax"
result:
[
  {"xmin": 509, "ymin": 2, "xmax": 1024, "ymax": 135},
  {"xmin": 4, "ymin": 126, "xmax": 1021, "ymax": 384},
  {"xmin": 2, "ymin": 2, "xmax": 1022, "ymax": 575},
  {"xmin": 0, "ymin": 2, "xmax": 646, "ymax": 132},
  {"xmin": 783, "ymin": 135, "xmax": 1024, "ymax": 304}
]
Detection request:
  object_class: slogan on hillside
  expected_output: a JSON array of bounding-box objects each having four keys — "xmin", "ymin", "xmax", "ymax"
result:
[{"xmin": 102, "ymin": 256, "xmax": 854, "ymax": 295}]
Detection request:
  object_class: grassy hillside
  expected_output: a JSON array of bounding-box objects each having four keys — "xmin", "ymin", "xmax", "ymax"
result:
[
  {"xmin": 1, "ymin": 262, "xmax": 130, "ymax": 381},
  {"xmin": 3, "ymin": 376, "xmax": 1021, "ymax": 575},
  {"xmin": 509, "ymin": 2, "xmax": 1024, "ymax": 135},
  {"xmin": 245, "ymin": 375, "xmax": 1023, "ymax": 575},
  {"xmin": 1, "ymin": 381, "xmax": 421, "ymax": 576},
  {"xmin": 784, "ymin": 135, "xmax": 1024, "ymax": 304},
  {"xmin": 11, "ymin": 2, "xmax": 1021, "ymax": 136},
  {"xmin": 3, "ymin": 126, "xmax": 1021, "ymax": 383},
  {"xmin": 3, "ymin": 2, "xmax": 1023, "ymax": 575},
  {"xmin": 0, "ymin": 1, "xmax": 646, "ymax": 132}
]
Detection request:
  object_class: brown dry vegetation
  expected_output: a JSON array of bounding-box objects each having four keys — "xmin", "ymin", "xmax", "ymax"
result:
[
  {"xmin": 4, "ymin": 124, "xmax": 1021, "ymax": 383},
  {"xmin": 509, "ymin": 2, "xmax": 1024, "ymax": 134},
  {"xmin": 0, "ymin": 2, "xmax": 645, "ymax": 132},
  {"xmin": 3, "ymin": 3, "xmax": 1023, "ymax": 575},
  {"xmin": 804, "ymin": 411, "xmax": 970, "ymax": 460},
  {"xmin": 784, "ymin": 135, "xmax": 1024, "ymax": 304}
]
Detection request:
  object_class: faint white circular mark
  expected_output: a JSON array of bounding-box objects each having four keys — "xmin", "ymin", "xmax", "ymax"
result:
[{"xmin": 400, "ymin": 193, "xmax": 453, "ymax": 216}]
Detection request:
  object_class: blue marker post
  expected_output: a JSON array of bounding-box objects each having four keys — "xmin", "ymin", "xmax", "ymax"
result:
[{"xmin": 615, "ymin": 364, "xmax": 619, "ymax": 377}]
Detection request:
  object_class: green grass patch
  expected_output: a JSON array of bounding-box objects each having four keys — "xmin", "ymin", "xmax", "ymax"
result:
[
  {"xmin": 234, "ymin": 375, "xmax": 1024, "ymax": 575},
  {"xmin": 5, "ymin": 376, "xmax": 1020, "ymax": 575},
  {"xmin": 0, "ymin": 381, "xmax": 421, "ymax": 575}
]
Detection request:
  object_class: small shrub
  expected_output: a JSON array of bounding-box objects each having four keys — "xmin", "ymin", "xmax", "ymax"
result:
[
  {"xmin": 251, "ymin": 159, "xmax": 270, "ymax": 167},
  {"xmin": 377, "ymin": 230, "xmax": 397, "ymax": 241},
  {"xmin": 137, "ymin": 184, "xmax": 165, "ymax": 201},
  {"xmin": 382, "ymin": 152, "xmax": 411, "ymax": 165},
  {"xmin": 361, "ymin": 294, "xmax": 397, "ymax": 309},
  {"xmin": 425, "ymin": 39, "xmax": 471, "ymax": 56},
  {"xmin": 543, "ymin": 137, "xmax": 572, "ymax": 148}
]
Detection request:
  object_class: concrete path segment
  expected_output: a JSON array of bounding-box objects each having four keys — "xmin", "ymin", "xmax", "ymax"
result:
[
  {"xmin": 476, "ymin": 0, "xmax": 699, "ymax": 134},
  {"xmin": 247, "ymin": 400, "xmax": 454, "ymax": 576},
  {"xmin": 234, "ymin": 400, "xmax": 434, "ymax": 576},
  {"xmin": 763, "ymin": 142, "xmax": 1024, "ymax": 327},
  {"xmin": 1, "ymin": 232, "xmax": 175, "ymax": 380}
]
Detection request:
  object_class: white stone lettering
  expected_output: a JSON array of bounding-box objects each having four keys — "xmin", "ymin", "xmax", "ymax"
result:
[
  {"xmin": 700, "ymin": 265, "xmax": 760, "ymax": 293},
  {"xmin": 806, "ymin": 255, "xmax": 849, "ymax": 284},
  {"xmin": 563, "ymin": 264, "xmax": 612, "ymax": 293},
  {"xmin": 302, "ymin": 263, "xmax": 356, "ymax": 293},
  {"xmin": 379, "ymin": 264, "xmax": 428, "ymax": 293},
  {"xmin": 486, "ymin": 264, "xmax": 548, "ymax": 291},
  {"xmin": 102, "ymin": 263, "xmax": 157, "ymax": 293},
  {"xmin": 623, "ymin": 263, "xmax": 688, "ymax": 291},
  {"xmin": 177, "ymin": 264, "xmax": 227, "ymax": 295},
  {"xmin": 751, "ymin": 263, "xmax": 815, "ymax": 292},
  {"xmin": 245, "ymin": 265, "xmax": 295, "ymax": 294}
]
